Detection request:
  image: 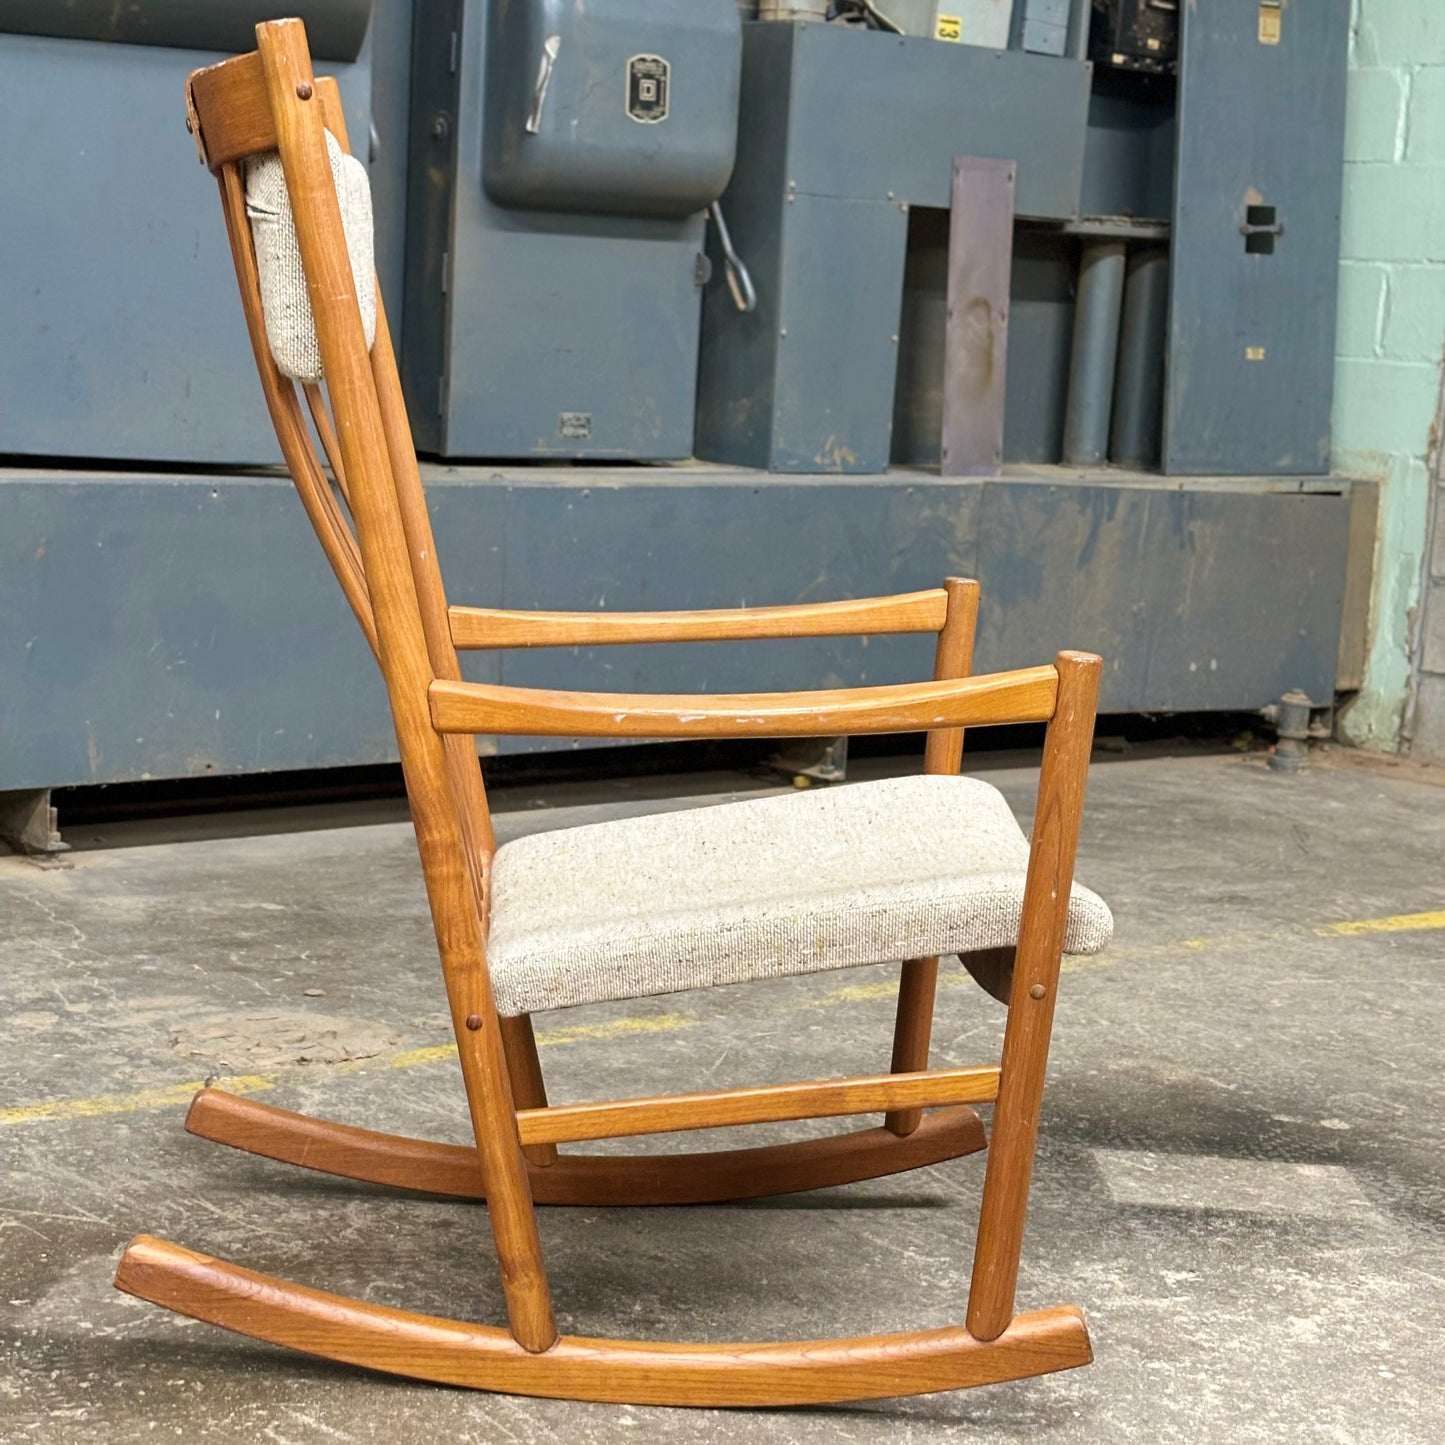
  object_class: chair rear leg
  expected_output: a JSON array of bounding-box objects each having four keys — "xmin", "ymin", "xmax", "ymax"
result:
[
  {"xmin": 887, "ymin": 577, "xmax": 979, "ymax": 1137},
  {"xmin": 500, "ymin": 1014, "xmax": 558, "ymax": 1168},
  {"xmin": 884, "ymin": 956, "xmax": 940, "ymax": 1136}
]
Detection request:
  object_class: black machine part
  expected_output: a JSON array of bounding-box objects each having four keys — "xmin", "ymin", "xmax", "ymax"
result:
[
  {"xmin": 0, "ymin": 0, "xmax": 374, "ymax": 61},
  {"xmin": 1090, "ymin": 0, "xmax": 1178, "ymax": 75}
]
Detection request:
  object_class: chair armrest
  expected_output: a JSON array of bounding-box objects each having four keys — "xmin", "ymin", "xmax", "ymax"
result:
[
  {"xmin": 428, "ymin": 665, "xmax": 1060, "ymax": 739},
  {"xmin": 446, "ymin": 590, "xmax": 949, "ymax": 650}
]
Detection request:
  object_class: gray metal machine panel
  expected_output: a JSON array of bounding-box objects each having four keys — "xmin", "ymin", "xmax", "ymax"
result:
[
  {"xmin": 1018, "ymin": 0, "xmax": 1070, "ymax": 56},
  {"xmin": 768, "ymin": 194, "xmax": 909, "ymax": 473},
  {"xmin": 0, "ymin": 472, "xmax": 965, "ymax": 786},
  {"xmin": 415, "ymin": 0, "xmax": 720, "ymax": 461},
  {"xmin": 1, "ymin": 476, "xmax": 397, "ymax": 790},
  {"xmin": 0, "ymin": 32, "xmax": 374, "ymax": 466},
  {"xmin": 873, "ymin": 0, "xmax": 1016, "ymax": 49},
  {"xmin": 975, "ymin": 481, "xmax": 1351, "ymax": 708},
  {"xmin": 1080, "ymin": 87, "xmax": 1175, "ymax": 222},
  {"xmin": 482, "ymin": 0, "xmax": 740, "ymax": 217},
  {"xmin": 0, "ymin": 0, "xmax": 373, "ymax": 60},
  {"xmin": 2, "ymin": 468, "xmax": 1353, "ymax": 790},
  {"xmin": 494, "ymin": 479, "xmax": 967, "ymax": 698},
  {"xmin": 400, "ymin": 0, "xmax": 457, "ymax": 454},
  {"xmin": 696, "ymin": 21, "xmax": 1090, "ymax": 472},
  {"xmin": 0, "ymin": 475, "xmax": 505, "ymax": 792},
  {"xmin": 780, "ymin": 22, "xmax": 1089, "ymax": 218},
  {"xmin": 367, "ymin": 0, "xmax": 416, "ymax": 329},
  {"xmin": 441, "ymin": 204, "xmax": 708, "ymax": 460},
  {"xmin": 1162, "ymin": 0, "xmax": 1349, "ymax": 476},
  {"xmin": 1001, "ymin": 231, "xmax": 1075, "ymax": 463},
  {"xmin": 692, "ymin": 27, "xmax": 794, "ymax": 469}
]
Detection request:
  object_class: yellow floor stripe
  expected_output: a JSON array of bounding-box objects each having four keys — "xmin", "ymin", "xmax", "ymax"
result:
[
  {"xmin": 805, "ymin": 953, "xmax": 1117, "ymax": 1010},
  {"xmin": 0, "ymin": 1074, "xmax": 275, "ymax": 1128},
  {"xmin": 1315, "ymin": 909, "xmax": 1445, "ymax": 936},
  {"xmin": 384, "ymin": 1014, "xmax": 694, "ymax": 1071},
  {"xmin": 1, "ymin": 1017, "xmax": 696, "ymax": 1128},
  {"xmin": 3, "ymin": 909, "xmax": 1440, "ymax": 1129},
  {"xmin": 535, "ymin": 1014, "xmax": 696, "ymax": 1049}
]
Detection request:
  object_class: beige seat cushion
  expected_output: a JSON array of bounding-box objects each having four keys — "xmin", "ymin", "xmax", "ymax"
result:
[
  {"xmin": 487, "ymin": 774, "xmax": 1113, "ymax": 1018},
  {"xmin": 245, "ymin": 130, "xmax": 376, "ymax": 383}
]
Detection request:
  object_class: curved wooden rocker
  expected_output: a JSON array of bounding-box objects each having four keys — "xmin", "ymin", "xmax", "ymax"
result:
[
  {"xmin": 116, "ymin": 1236, "xmax": 1091, "ymax": 1407},
  {"xmin": 116, "ymin": 19, "xmax": 1110, "ymax": 1406},
  {"xmin": 183, "ymin": 1088, "xmax": 988, "ymax": 1206}
]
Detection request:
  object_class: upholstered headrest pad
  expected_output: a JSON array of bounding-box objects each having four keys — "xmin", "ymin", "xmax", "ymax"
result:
[{"xmin": 244, "ymin": 130, "xmax": 376, "ymax": 384}]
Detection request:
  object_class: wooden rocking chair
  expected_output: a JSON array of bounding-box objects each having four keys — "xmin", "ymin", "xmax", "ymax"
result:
[{"xmin": 115, "ymin": 18, "xmax": 1114, "ymax": 1407}]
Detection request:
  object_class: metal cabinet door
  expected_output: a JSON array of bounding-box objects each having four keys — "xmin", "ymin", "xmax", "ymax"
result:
[
  {"xmin": 0, "ymin": 30, "xmax": 376, "ymax": 467},
  {"xmin": 1162, "ymin": 0, "xmax": 1349, "ymax": 476}
]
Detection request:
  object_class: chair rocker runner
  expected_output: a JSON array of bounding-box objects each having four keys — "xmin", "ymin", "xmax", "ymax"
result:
[{"xmin": 115, "ymin": 18, "xmax": 1114, "ymax": 1407}]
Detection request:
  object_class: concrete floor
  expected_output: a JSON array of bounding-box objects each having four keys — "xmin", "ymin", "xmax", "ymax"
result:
[{"xmin": 1, "ymin": 748, "xmax": 1442, "ymax": 1442}]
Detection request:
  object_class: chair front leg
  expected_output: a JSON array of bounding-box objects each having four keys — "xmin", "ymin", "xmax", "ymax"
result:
[{"xmin": 967, "ymin": 652, "xmax": 1100, "ymax": 1342}]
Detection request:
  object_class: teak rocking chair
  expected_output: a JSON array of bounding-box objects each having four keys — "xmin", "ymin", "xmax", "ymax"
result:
[{"xmin": 114, "ymin": 18, "xmax": 1114, "ymax": 1407}]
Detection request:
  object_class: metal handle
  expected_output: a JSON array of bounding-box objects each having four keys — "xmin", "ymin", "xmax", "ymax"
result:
[
  {"xmin": 709, "ymin": 201, "xmax": 757, "ymax": 314},
  {"xmin": 526, "ymin": 35, "xmax": 561, "ymax": 136}
]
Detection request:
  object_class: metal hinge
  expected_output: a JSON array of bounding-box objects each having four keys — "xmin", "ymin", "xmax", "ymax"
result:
[
  {"xmin": 449, "ymin": 29, "xmax": 459, "ymax": 74},
  {"xmin": 438, "ymin": 372, "xmax": 449, "ymax": 417},
  {"xmin": 440, "ymin": 250, "xmax": 451, "ymax": 296}
]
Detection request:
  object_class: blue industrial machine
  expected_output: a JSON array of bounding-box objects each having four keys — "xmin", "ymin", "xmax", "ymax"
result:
[
  {"xmin": 0, "ymin": 0, "xmax": 1366, "ymax": 836},
  {"xmin": 0, "ymin": 0, "xmax": 400, "ymax": 466},
  {"xmin": 695, "ymin": 19, "xmax": 1093, "ymax": 473},
  {"xmin": 402, "ymin": 0, "xmax": 741, "ymax": 459}
]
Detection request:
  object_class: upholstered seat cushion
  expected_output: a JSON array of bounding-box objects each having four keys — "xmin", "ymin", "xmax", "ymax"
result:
[
  {"xmin": 486, "ymin": 774, "xmax": 1113, "ymax": 1017},
  {"xmin": 245, "ymin": 130, "xmax": 376, "ymax": 383}
]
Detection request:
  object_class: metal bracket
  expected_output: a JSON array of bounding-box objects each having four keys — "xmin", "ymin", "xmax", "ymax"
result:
[
  {"xmin": 765, "ymin": 737, "xmax": 848, "ymax": 786},
  {"xmin": 1264, "ymin": 691, "xmax": 1312, "ymax": 773},
  {"xmin": 0, "ymin": 789, "xmax": 70, "ymax": 856},
  {"xmin": 184, "ymin": 80, "xmax": 208, "ymax": 166}
]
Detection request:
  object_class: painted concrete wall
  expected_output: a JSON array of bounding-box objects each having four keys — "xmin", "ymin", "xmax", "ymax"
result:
[{"xmin": 1333, "ymin": 0, "xmax": 1445, "ymax": 754}]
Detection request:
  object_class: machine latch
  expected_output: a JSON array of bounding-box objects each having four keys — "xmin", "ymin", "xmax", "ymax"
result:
[
  {"xmin": 525, "ymin": 35, "xmax": 561, "ymax": 136},
  {"xmin": 1241, "ymin": 205, "xmax": 1284, "ymax": 254},
  {"xmin": 709, "ymin": 201, "xmax": 757, "ymax": 313}
]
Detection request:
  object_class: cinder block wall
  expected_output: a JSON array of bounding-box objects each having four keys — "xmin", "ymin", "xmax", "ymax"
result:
[{"xmin": 1333, "ymin": 0, "xmax": 1445, "ymax": 756}]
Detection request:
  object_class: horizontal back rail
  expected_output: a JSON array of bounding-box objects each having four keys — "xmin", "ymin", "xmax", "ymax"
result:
[
  {"xmin": 448, "ymin": 591, "xmax": 949, "ymax": 650},
  {"xmin": 515, "ymin": 1066, "xmax": 1001, "ymax": 1146},
  {"xmin": 428, "ymin": 666, "xmax": 1060, "ymax": 739},
  {"xmin": 187, "ymin": 50, "xmax": 274, "ymax": 170}
]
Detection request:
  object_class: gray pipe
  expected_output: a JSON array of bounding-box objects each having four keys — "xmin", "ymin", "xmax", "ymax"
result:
[
  {"xmin": 1062, "ymin": 240, "xmax": 1126, "ymax": 467},
  {"xmin": 1110, "ymin": 245, "xmax": 1170, "ymax": 469}
]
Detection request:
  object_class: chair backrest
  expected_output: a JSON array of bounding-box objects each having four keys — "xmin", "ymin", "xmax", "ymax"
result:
[
  {"xmin": 185, "ymin": 17, "xmax": 501, "ymax": 871},
  {"xmin": 187, "ymin": 32, "xmax": 570, "ymax": 1350}
]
